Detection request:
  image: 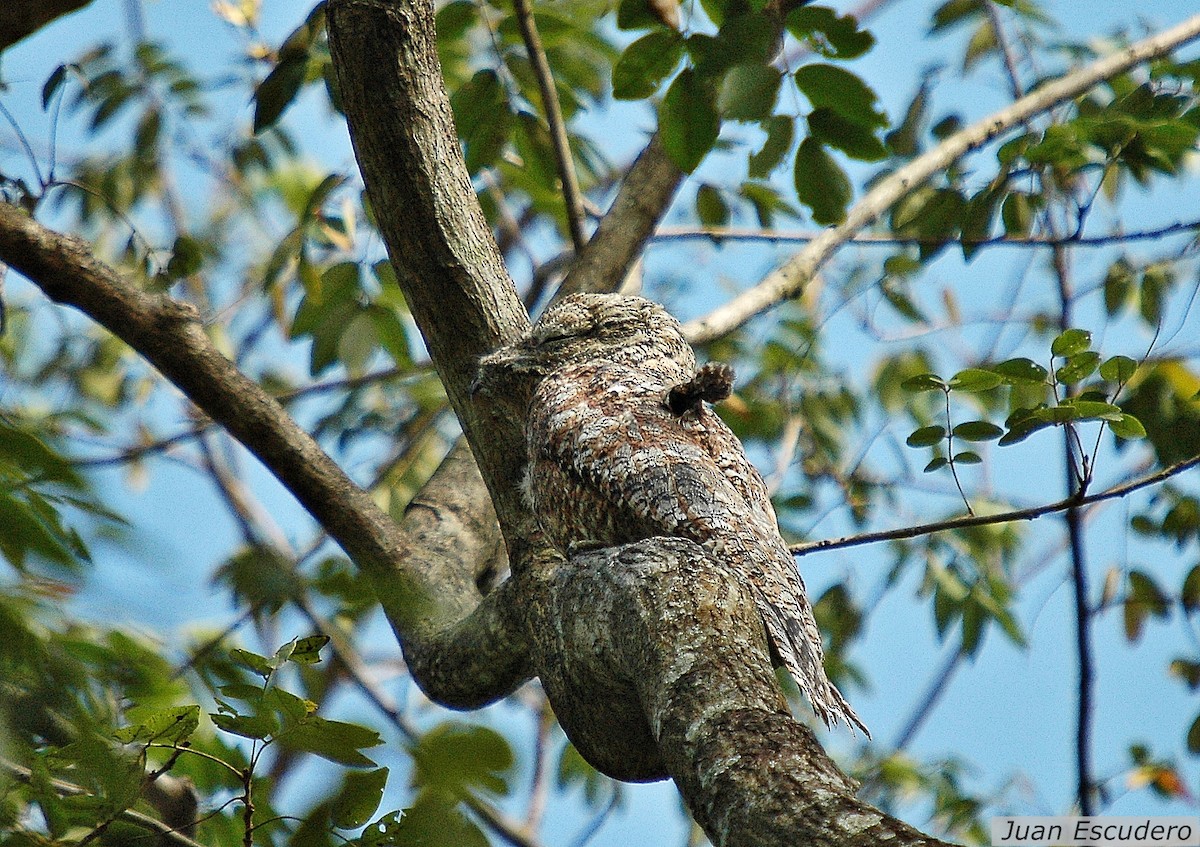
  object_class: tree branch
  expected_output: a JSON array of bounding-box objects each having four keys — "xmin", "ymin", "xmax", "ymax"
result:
[
  {"xmin": 557, "ymin": 134, "xmax": 684, "ymax": 297},
  {"xmin": 681, "ymin": 13, "xmax": 1200, "ymax": 344},
  {"xmin": 511, "ymin": 0, "xmax": 588, "ymax": 253},
  {"xmin": 327, "ymin": 0, "xmax": 533, "ymax": 532},
  {"xmin": 791, "ymin": 453, "xmax": 1200, "ymax": 556},
  {"xmin": 0, "ymin": 201, "xmax": 529, "ymax": 709},
  {"xmin": 0, "ymin": 0, "xmax": 93, "ymax": 51},
  {"xmin": 653, "ymin": 219, "xmax": 1200, "ymax": 249},
  {"xmin": 530, "ymin": 539, "xmax": 955, "ymax": 847}
]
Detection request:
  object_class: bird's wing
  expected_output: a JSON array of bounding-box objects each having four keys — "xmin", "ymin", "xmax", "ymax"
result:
[
  {"xmin": 529, "ymin": 363, "xmax": 770, "ymax": 546},
  {"xmin": 527, "ymin": 363, "xmax": 869, "ymax": 736}
]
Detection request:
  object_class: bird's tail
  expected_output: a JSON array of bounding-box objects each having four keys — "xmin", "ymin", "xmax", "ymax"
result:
[{"xmin": 762, "ymin": 596, "xmax": 871, "ymax": 738}]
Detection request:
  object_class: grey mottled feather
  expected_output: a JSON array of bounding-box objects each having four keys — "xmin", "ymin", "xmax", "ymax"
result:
[{"xmin": 476, "ymin": 293, "xmax": 867, "ymax": 735}]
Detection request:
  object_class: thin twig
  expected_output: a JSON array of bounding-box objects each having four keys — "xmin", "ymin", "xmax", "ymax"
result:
[
  {"xmin": 682, "ymin": 14, "xmax": 1200, "ymax": 344},
  {"xmin": 510, "ymin": 0, "xmax": 587, "ymax": 252},
  {"xmin": 791, "ymin": 454, "xmax": 1200, "ymax": 556},
  {"xmin": 653, "ymin": 219, "xmax": 1200, "ymax": 249},
  {"xmin": 1050, "ymin": 221, "xmax": 1096, "ymax": 818},
  {"xmin": 70, "ymin": 366, "xmax": 419, "ymax": 469}
]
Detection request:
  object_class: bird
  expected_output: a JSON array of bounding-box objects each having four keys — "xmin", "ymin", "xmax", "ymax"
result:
[{"xmin": 474, "ymin": 292, "xmax": 867, "ymax": 735}]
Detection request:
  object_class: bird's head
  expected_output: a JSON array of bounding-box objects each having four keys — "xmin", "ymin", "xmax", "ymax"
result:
[{"xmin": 472, "ymin": 293, "xmax": 696, "ymax": 415}]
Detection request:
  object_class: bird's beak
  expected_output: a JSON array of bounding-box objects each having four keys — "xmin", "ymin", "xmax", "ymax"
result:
[{"xmin": 471, "ymin": 346, "xmax": 513, "ymax": 397}]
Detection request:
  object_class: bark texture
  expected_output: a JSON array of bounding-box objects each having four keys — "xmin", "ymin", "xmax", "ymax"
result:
[{"xmin": 526, "ymin": 539, "xmax": 951, "ymax": 846}]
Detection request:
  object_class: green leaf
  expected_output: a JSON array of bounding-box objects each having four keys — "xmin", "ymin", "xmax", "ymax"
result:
[
  {"xmin": 1051, "ymin": 328, "xmax": 1092, "ymax": 357},
  {"xmin": 695, "ymin": 184, "xmax": 728, "ymax": 227},
  {"xmin": 360, "ymin": 798, "xmax": 488, "ymax": 847},
  {"xmin": 786, "ymin": 8, "xmax": 875, "ymax": 60},
  {"xmin": 331, "ymin": 768, "xmax": 389, "ymax": 830},
  {"xmin": 211, "ymin": 711, "xmax": 279, "ymax": 741},
  {"xmin": 231, "ymin": 647, "xmax": 275, "ymax": 678},
  {"xmin": 952, "ymin": 451, "xmax": 982, "ymax": 464},
  {"xmin": 1170, "ymin": 658, "xmax": 1200, "ymax": 689},
  {"xmin": 990, "ymin": 358, "xmax": 1048, "ymax": 385},
  {"xmin": 793, "ymin": 64, "xmax": 886, "ymax": 128},
  {"xmin": 1181, "ymin": 564, "xmax": 1200, "ymax": 614},
  {"xmin": 1104, "ymin": 257, "xmax": 1135, "ymax": 315},
  {"xmin": 0, "ymin": 421, "xmax": 84, "ymax": 486},
  {"xmin": 1108, "ymin": 413, "xmax": 1147, "ymax": 440},
  {"xmin": 659, "ymin": 69, "xmax": 719, "ymax": 173},
  {"xmin": 1000, "ymin": 191, "xmax": 1033, "ymax": 237},
  {"xmin": 1140, "ymin": 263, "xmax": 1172, "ymax": 326},
  {"xmin": 0, "ymin": 492, "xmax": 77, "ymax": 569},
  {"xmin": 436, "ymin": 0, "xmax": 476, "ymax": 39},
  {"xmin": 165, "ymin": 235, "xmax": 204, "ymax": 280},
  {"xmin": 253, "ymin": 54, "xmax": 309, "ymax": 134},
  {"xmin": 612, "ymin": 31, "xmax": 683, "ymax": 100},
  {"xmin": 948, "ymin": 368, "xmax": 1003, "ymax": 392},
  {"xmin": 961, "ymin": 598, "xmax": 985, "ymax": 656},
  {"xmin": 807, "ymin": 107, "xmax": 888, "ymax": 161},
  {"xmin": 1099, "ymin": 355, "xmax": 1137, "ymax": 383},
  {"xmin": 932, "ymin": 580, "xmax": 959, "ymax": 637},
  {"xmin": 1124, "ymin": 570, "xmax": 1170, "ymax": 642},
  {"xmin": 924, "ymin": 456, "xmax": 949, "ymax": 473},
  {"xmin": 717, "ymin": 64, "xmax": 782, "ymax": 121},
  {"xmin": 906, "ymin": 425, "xmax": 946, "ymax": 447},
  {"xmin": 410, "ymin": 723, "xmax": 515, "ymax": 798},
  {"xmin": 738, "ymin": 181, "xmax": 796, "ymax": 228},
  {"xmin": 451, "ymin": 70, "xmax": 512, "ymax": 173},
  {"xmin": 931, "ymin": 0, "xmax": 980, "ymax": 32},
  {"xmin": 997, "ymin": 406, "xmax": 1054, "ymax": 446},
  {"xmin": 1066, "ymin": 399, "xmax": 1123, "ymax": 421},
  {"xmin": 289, "ymin": 635, "xmax": 330, "ymax": 665},
  {"xmin": 960, "ymin": 186, "xmax": 1000, "ymax": 259},
  {"xmin": 1188, "ymin": 713, "xmax": 1200, "ymax": 755},
  {"xmin": 282, "ymin": 716, "xmax": 383, "ymax": 767},
  {"xmin": 1055, "ymin": 351, "xmax": 1100, "ymax": 385},
  {"xmin": 794, "ymin": 137, "xmax": 850, "ymax": 225},
  {"xmin": 43, "ymin": 64, "xmax": 70, "ymax": 108},
  {"xmin": 901, "ymin": 373, "xmax": 948, "ymax": 392},
  {"xmin": 113, "ymin": 705, "xmax": 200, "ymax": 745},
  {"xmin": 616, "ymin": 0, "xmax": 665, "ymax": 30},
  {"xmin": 880, "ymin": 277, "xmax": 925, "ymax": 323},
  {"xmin": 748, "ymin": 115, "xmax": 793, "ymax": 178},
  {"xmin": 952, "ymin": 421, "xmax": 1003, "ymax": 441},
  {"xmin": 930, "ymin": 564, "xmax": 970, "ymax": 602},
  {"xmin": 710, "ymin": 14, "xmax": 777, "ymax": 67}
]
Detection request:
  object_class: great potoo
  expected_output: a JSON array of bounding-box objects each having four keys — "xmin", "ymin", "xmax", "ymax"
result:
[{"xmin": 474, "ymin": 293, "xmax": 867, "ymax": 735}]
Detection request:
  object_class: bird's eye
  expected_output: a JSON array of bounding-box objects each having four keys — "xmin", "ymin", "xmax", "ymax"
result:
[
  {"xmin": 535, "ymin": 329, "xmax": 577, "ymax": 346},
  {"xmin": 534, "ymin": 319, "xmax": 599, "ymax": 346}
]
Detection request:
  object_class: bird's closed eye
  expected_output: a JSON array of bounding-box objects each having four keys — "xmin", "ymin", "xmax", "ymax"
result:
[{"xmin": 534, "ymin": 321, "xmax": 598, "ymax": 346}]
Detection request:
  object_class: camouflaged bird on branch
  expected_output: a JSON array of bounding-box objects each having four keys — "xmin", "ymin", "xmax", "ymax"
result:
[{"xmin": 475, "ymin": 293, "xmax": 867, "ymax": 736}]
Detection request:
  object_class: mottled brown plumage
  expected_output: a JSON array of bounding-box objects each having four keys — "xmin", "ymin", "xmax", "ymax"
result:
[{"xmin": 475, "ymin": 293, "xmax": 867, "ymax": 735}]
